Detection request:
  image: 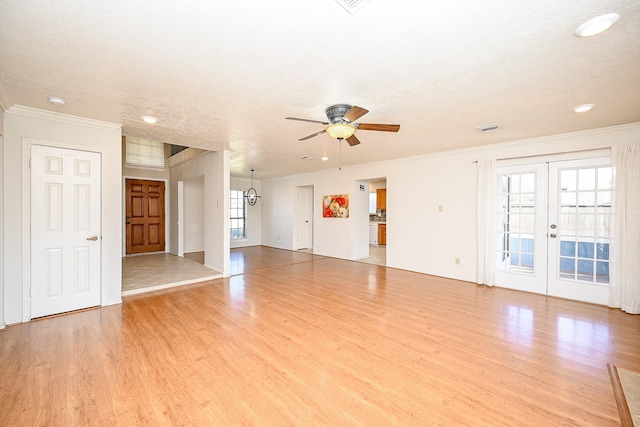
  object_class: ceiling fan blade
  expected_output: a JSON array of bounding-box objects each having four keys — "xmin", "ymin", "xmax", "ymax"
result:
[
  {"xmin": 346, "ymin": 134, "xmax": 361, "ymax": 146},
  {"xmin": 344, "ymin": 106, "xmax": 369, "ymax": 123},
  {"xmin": 356, "ymin": 123, "xmax": 400, "ymax": 132},
  {"xmin": 286, "ymin": 117, "xmax": 329, "ymax": 125},
  {"xmin": 299, "ymin": 129, "xmax": 326, "ymax": 141}
]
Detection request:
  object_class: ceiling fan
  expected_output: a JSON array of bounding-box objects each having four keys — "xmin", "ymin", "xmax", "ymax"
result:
[{"xmin": 285, "ymin": 104, "xmax": 400, "ymax": 146}]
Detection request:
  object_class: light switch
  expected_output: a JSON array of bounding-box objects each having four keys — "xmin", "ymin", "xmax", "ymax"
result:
[{"xmin": 438, "ymin": 205, "xmax": 443, "ymax": 212}]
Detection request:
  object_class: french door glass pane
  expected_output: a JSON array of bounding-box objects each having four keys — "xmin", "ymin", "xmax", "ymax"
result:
[
  {"xmin": 496, "ymin": 172, "xmax": 535, "ymax": 274},
  {"xmin": 556, "ymin": 166, "xmax": 612, "ymax": 284}
]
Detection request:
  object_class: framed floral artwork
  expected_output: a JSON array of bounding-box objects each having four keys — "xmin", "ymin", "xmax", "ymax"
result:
[{"xmin": 322, "ymin": 194, "xmax": 349, "ymax": 218}]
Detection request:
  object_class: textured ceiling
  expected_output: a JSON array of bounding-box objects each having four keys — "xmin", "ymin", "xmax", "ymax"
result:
[{"xmin": 1, "ymin": 0, "xmax": 639, "ymax": 179}]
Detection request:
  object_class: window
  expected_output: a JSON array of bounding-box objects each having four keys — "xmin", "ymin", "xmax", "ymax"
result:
[
  {"xmin": 230, "ymin": 190, "xmax": 246, "ymax": 240},
  {"xmin": 125, "ymin": 137, "xmax": 165, "ymax": 169}
]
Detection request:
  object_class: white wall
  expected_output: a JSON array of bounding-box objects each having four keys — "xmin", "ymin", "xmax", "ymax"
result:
[
  {"xmin": 230, "ymin": 176, "xmax": 262, "ymax": 248},
  {"xmin": 3, "ymin": 107, "xmax": 123, "ymax": 324},
  {"xmin": 168, "ymin": 150, "xmax": 230, "ymax": 275},
  {"xmin": 183, "ymin": 176, "xmax": 205, "ymax": 253},
  {"xmin": 262, "ymin": 123, "xmax": 640, "ymax": 283},
  {"xmin": 0, "ymin": 134, "xmax": 4, "ymax": 329}
]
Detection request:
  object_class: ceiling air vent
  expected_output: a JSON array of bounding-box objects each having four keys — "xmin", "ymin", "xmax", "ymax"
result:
[
  {"xmin": 300, "ymin": 155, "xmax": 313, "ymax": 160},
  {"xmin": 334, "ymin": 0, "xmax": 371, "ymax": 14},
  {"xmin": 476, "ymin": 124, "xmax": 501, "ymax": 133}
]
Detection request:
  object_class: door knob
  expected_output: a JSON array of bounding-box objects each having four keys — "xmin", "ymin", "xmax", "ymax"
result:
[
  {"xmin": 549, "ymin": 233, "xmax": 557, "ymax": 238},
  {"xmin": 550, "ymin": 224, "xmax": 557, "ymax": 229},
  {"xmin": 86, "ymin": 236, "xmax": 98, "ymax": 241}
]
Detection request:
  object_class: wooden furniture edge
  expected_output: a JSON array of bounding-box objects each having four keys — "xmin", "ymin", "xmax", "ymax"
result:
[{"xmin": 607, "ymin": 363, "xmax": 634, "ymax": 427}]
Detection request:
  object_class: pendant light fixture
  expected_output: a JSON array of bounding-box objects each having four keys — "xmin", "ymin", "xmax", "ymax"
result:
[{"xmin": 245, "ymin": 169, "xmax": 261, "ymax": 206}]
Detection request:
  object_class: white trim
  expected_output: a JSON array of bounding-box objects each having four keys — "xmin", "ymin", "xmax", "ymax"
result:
[
  {"xmin": 0, "ymin": 78, "xmax": 13, "ymax": 112},
  {"xmin": 22, "ymin": 138, "xmax": 108, "ymax": 322},
  {"xmin": 8, "ymin": 105, "xmax": 121, "ymax": 131},
  {"xmin": 177, "ymin": 181, "xmax": 184, "ymax": 256}
]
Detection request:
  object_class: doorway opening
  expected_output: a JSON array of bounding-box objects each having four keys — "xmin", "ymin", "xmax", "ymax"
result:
[{"xmin": 364, "ymin": 177, "xmax": 386, "ymax": 266}]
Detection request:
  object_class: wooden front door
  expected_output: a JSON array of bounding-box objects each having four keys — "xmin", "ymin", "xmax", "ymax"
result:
[{"xmin": 126, "ymin": 179, "xmax": 165, "ymax": 254}]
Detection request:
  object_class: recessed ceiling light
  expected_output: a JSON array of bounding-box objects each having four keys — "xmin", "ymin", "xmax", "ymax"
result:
[
  {"xmin": 575, "ymin": 13, "xmax": 620, "ymax": 37},
  {"xmin": 321, "ymin": 156, "xmax": 329, "ymax": 161},
  {"xmin": 141, "ymin": 115, "xmax": 158, "ymax": 124},
  {"xmin": 573, "ymin": 104, "xmax": 595, "ymax": 113},
  {"xmin": 47, "ymin": 96, "xmax": 66, "ymax": 106}
]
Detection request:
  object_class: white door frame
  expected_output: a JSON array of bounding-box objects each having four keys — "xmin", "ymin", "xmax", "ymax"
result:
[
  {"xmin": 22, "ymin": 138, "xmax": 107, "ymax": 321},
  {"xmin": 177, "ymin": 180, "xmax": 184, "ymax": 256}
]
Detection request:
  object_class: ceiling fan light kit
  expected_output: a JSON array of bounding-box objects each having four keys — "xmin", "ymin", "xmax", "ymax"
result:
[
  {"xmin": 286, "ymin": 104, "xmax": 400, "ymax": 147},
  {"xmin": 326, "ymin": 123, "xmax": 356, "ymax": 139}
]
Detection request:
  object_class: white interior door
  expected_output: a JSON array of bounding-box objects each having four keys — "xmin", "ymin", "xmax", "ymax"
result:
[
  {"xmin": 495, "ymin": 157, "xmax": 611, "ymax": 305},
  {"xmin": 31, "ymin": 145, "xmax": 102, "ymax": 318},
  {"xmin": 296, "ymin": 186, "xmax": 313, "ymax": 250}
]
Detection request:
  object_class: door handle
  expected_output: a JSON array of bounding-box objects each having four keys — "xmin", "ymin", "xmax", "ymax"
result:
[
  {"xmin": 549, "ymin": 233, "xmax": 557, "ymax": 238},
  {"xmin": 86, "ymin": 236, "xmax": 98, "ymax": 241}
]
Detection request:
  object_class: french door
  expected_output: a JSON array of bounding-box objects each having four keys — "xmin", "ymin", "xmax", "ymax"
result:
[{"xmin": 494, "ymin": 157, "xmax": 612, "ymax": 305}]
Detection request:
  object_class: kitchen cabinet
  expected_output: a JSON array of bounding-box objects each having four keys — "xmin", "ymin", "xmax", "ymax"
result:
[
  {"xmin": 378, "ymin": 223, "xmax": 387, "ymax": 246},
  {"xmin": 376, "ymin": 188, "xmax": 386, "ymax": 210}
]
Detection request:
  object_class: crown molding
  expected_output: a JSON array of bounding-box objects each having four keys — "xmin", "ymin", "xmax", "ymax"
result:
[
  {"xmin": 0, "ymin": 78, "xmax": 13, "ymax": 112},
  {"xmin": 6, "ymin": 105, "xmax": 121, "ymax": 131}
]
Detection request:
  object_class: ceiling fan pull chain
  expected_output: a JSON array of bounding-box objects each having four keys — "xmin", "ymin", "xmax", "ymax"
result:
[{"xmin": 339, "ymin": 138, "xmax": 342, "ymax": 171}]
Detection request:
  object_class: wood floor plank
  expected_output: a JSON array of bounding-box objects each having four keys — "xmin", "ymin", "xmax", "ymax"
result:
[{"xmin": 2, "ymin": 247, "xmax": 639, "ymax": 426}]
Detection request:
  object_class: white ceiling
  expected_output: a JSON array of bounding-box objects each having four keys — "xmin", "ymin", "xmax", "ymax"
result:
[{"xmin": 1, "ymin": 0, "xmax": 639, "ymax": 179}]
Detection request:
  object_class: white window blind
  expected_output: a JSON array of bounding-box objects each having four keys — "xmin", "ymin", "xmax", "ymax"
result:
[{"xmin": 125, "ymin": 137, "xmax": 165, "ymax": 169}]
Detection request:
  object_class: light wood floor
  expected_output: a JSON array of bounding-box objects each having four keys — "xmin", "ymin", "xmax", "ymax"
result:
[{"xmin": 2, "ymin": 246, "xmax": 639, "ymax": 426}]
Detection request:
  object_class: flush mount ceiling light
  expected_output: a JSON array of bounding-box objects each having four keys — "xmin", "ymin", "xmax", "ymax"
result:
[
  {"xmin": 321, "ymin": 155, "xmax": 329, "ymax": 161},
  {"xmin": 141, "ymin": 115, "xmax": 158, "ymax": 124},
  {"xmin": 47, "ymin": 96, "xmax": 66, "ymax": 106},
  {"xmin": 573, "ymin": 104, "xmax": 595, "ymax": 113},
  {"xmin": 575, "ymin": 13, "xmax": 620, "ymax": 37},
  {"xmin": 325, "ymin": 123, "xmax": 356, "ymax": 139}
]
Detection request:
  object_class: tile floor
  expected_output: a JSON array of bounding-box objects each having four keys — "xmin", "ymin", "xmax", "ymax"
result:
[
  {"xmin": 122, "ymin": 253, "xmax": 221, "ymax": 296},
  {"xmin": 358, "ymin": 245, "xmax": 386, "ymax": 266}
]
